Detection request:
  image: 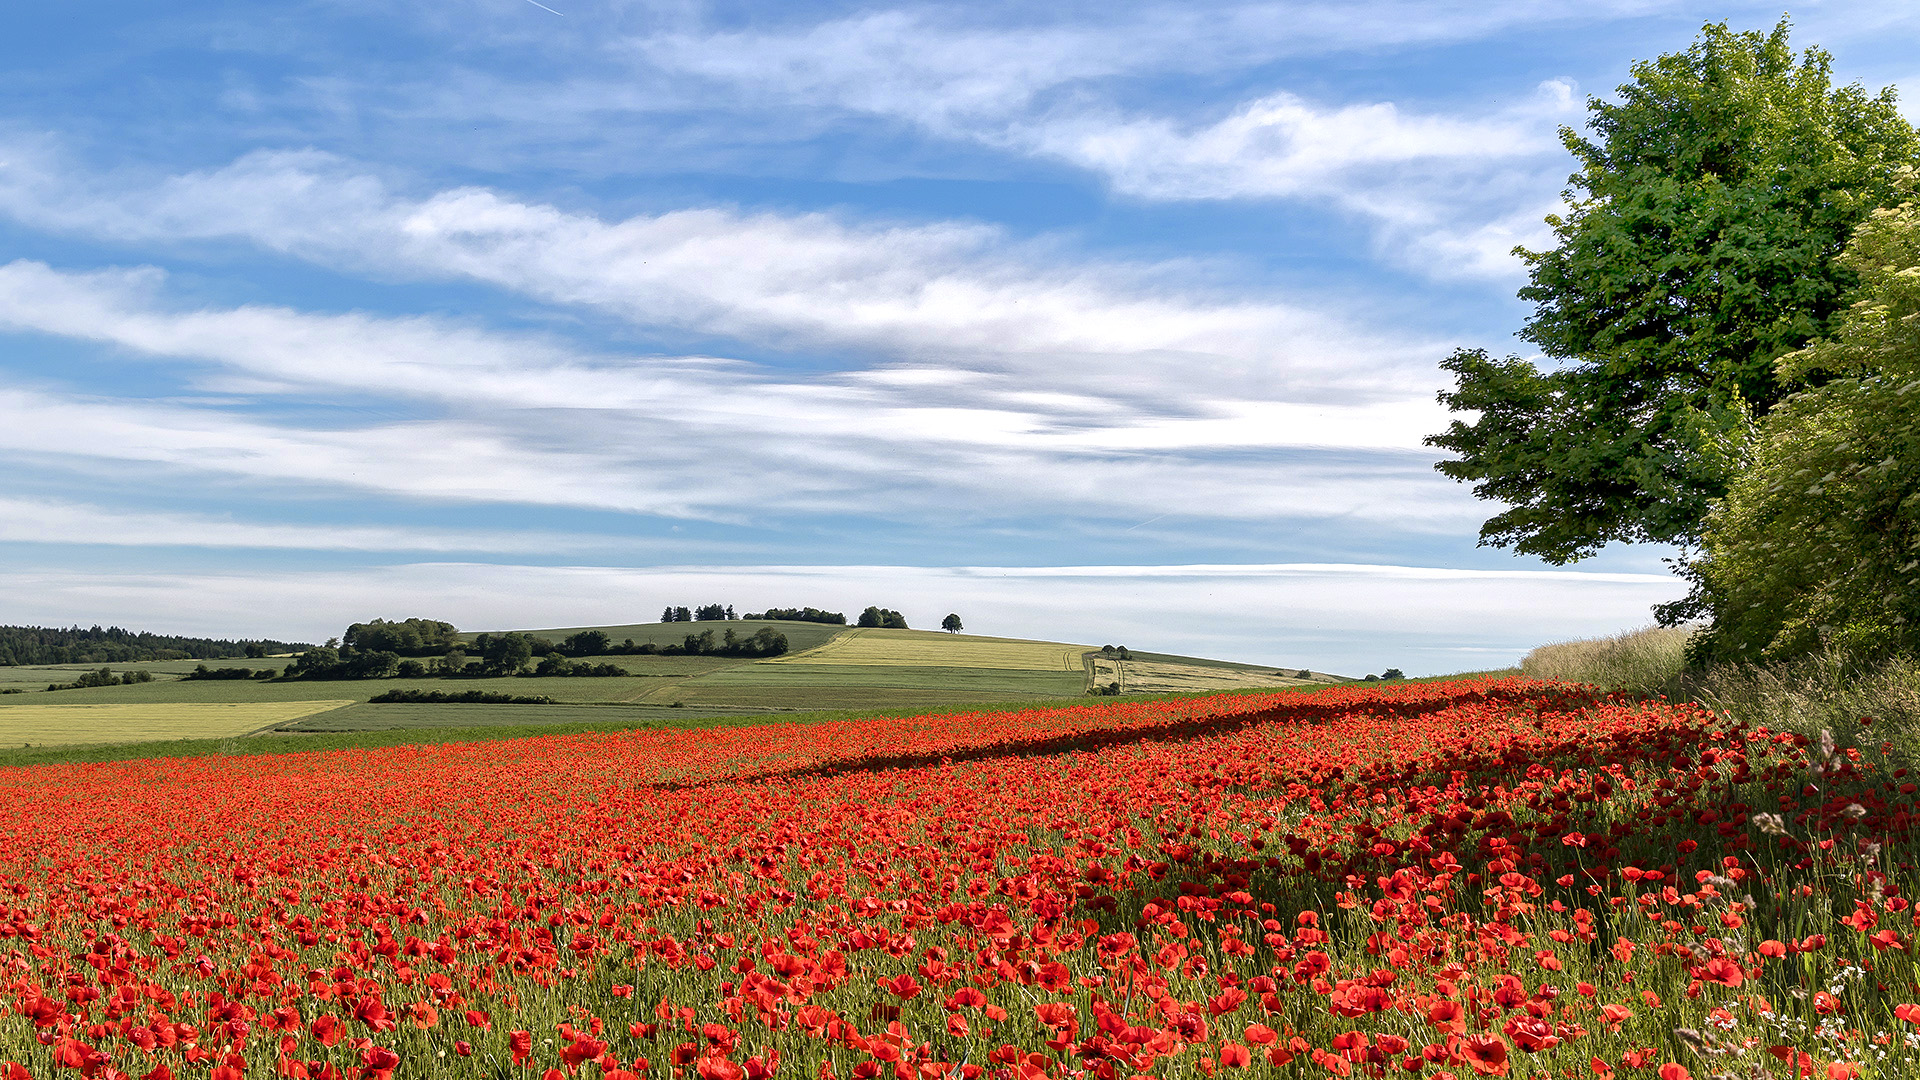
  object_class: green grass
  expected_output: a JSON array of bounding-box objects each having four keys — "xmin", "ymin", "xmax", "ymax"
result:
[
  {"xmin": 685, "ymin": 662, "xmax": 1087, "ymax": 691},
  {"xmin": 0, "ymin": 665, "xmax": 72, "ymax": 687},
  {"xmin": 0, "ymin": 682, "xmax": 1339, "ymax": 769},
  {"xmin": 7, "ymin": 657, "xmax": 291, "ymax": 681},
  {"xmin": 655, "ymin": 662, "xmax": 1084, "ymax": 710},
  {"xmin": 11, "ymin": 657, "xmax": 738, "ymax": 705}
]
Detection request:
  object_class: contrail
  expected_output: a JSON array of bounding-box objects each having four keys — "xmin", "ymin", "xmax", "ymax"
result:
[
  {"xmin": 1123, "ymin": 513, "xmax": 1170, "ymax": 532},
  {"xmin": 521, "ymin": 0, "xmax": 564, "ymax": 13}
]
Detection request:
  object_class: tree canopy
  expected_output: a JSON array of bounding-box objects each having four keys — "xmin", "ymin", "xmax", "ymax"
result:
[
  {"xmin": 0, "ymin": 624, "xmax": 303, "ymax": 666},
  {"xmin": 1429, "ymin": 20, "xmax": 1920, "ymax": 563},
  {"xmin": 341, "ymin": 618, "xmax": 458, "ymax": 657},
  {"xmin": 1674, "ymin": 171, "xmax": 1920, "ymax": 663},
  {"xmin": 559, "ymin": 629, "xmax": 611, "ymax": 657},
  {"xmin": 857, "ymin": 607, "xmax": 909, "ymax": 630},
  {"xmin": 744, "ymin": 607, "xmax": 847, "ymax": 625}
]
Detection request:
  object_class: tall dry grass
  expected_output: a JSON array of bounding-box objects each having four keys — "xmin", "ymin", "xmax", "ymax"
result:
[
  {"xmin": 1521, "ymin": 625, "xmax": 1693, "ymax": 698},
  {"xmin": 1523, "ymin": 625, "xmax": 1920, "ymax": 760},
  {"xmin": 1686, "ymin": 652, "xmax": 1920, "ymax": 757}
]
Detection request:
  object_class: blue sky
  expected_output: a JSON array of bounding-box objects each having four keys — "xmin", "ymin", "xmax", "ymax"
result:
[{"xmin": 2, "ymin": 1, "xmax": 1914, "ymax": 673}]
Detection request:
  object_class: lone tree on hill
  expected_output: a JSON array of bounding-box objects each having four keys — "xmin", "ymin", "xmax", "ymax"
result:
[
  {"xmin": 941, "ymin": 613, "xmax": 963, "ymax": 634},
  {"xmin": 1428, "ymin": 19, "xmax": 1920, "ymax": 563}
]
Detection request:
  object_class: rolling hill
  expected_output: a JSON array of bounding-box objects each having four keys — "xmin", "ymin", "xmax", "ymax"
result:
[{"xmin": 0, "ymin": 618, "xmax": 1342, "ymax": 751}]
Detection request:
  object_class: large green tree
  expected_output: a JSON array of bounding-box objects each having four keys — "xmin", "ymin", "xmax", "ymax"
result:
[
  {"xmin": 1429, "ymin": 20, "xmax": 1919, "ymax": 563},
  {"xmin": 1676, "ymin": 172, "xmax": 1920, "ymax": 663}
]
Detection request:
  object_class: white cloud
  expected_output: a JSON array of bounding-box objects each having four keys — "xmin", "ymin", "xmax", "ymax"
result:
[
  {"xmin": 0, "ymin": 147, "xmax": 1433, "ymax": 398},
  {"xmin": 0, "ymin": 560, "xmax": 1686, "ymax": 676},
  {"xmin": 0, "ymin": 377, "xmax": 1470, "ymax": 529},
  {"xmin": 634, "ymin": 3, "xmax": 1642, "ymax": 133},
  {"xmin": 995, "ymin": 82, "xmax": 1577, "ymax": 278},
  {"xmin": 0, "ymin": 496, "xmax": 603, "ymax": 554},
  {"xmin": 0, "ymin": 384, "xmax": 769, "ymax": 517},
  {"xmin": 1010, "ymin": 82, "xmax": 1572, "ymax": 202},
  {"xmin": 625, "ymin": 7, "xmax": 1595, "ymax": 279},
  {"xmin": 0, "ymin": 0, "xmax": 1714, "ymax": 639},
  {"xmin": 0, "ymin": 257, "xmax": 1473, "ymax": 528},
  {"xmin": 0, "ymin": 258, "xmax": 1449, "ymax": 449}
]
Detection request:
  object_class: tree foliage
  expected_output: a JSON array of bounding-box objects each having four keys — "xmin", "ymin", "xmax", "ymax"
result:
[
  {"xmin": 0, "ymin": 624, "xmax": 302, "ymax": 667},
  {"xmin": 341, "ymin": 618, "xmax": 458, "ymax": 657},
  {"xmin": 1676, "ymin": 173, "xmax": 1920, "ymax": 663},
  {"xmin": 44, "ymin": 667, "xmax": 155, "ymax": 691},
  {"xmin": 745, "ymin": 608, "xmax": 848, "ymax": 625},
  {"xmin": 1430, "ymin": 20, "xmax": 1919, "ymax": 563},
  {"xmin": 476, "ymin": 633, "xmax": 536, "ymax": 675},
  {"xmin": 857, "ymin": 607, "xmax": 909, "ymax": 630},
  {"xmin": 941, "ymin": 613, "xmax": 963, "ymax": 634},
  {"xmin": 559, "ymin": 630, "xmax": 612, "ymax": 658}
]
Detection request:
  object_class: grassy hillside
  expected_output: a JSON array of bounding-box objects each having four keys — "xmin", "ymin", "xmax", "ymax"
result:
[
  {"xmin": 0, "ymin": 618, "xmax": 1330, "ymax": 755},
  {"xmin": 770, "ymin": 628, "xmax": 1088, "ymax": 669}
]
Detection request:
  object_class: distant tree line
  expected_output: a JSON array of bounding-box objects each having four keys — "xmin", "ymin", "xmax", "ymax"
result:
[
  {"xmin": 44, "ymin": 667, "xmax": 155, "ymax": 691},
  {"xmin": 523, "ymin": 627, "xmax": 790, "ymax": 660},
  {"xmin": 277, "ymin": 617, "xmax": 791, "ymax": 681},
  {"xmin": 657, "ymin": 605, "xmax": 910, "ymax": 627},
  {"xmin": 0, "ymin": 624, "xmax": 305, "ymax": 666},
  {"xmin": 742, "ymin": 607, "xmax": 847, "ymax": 625},
  {"xmin": 458, "ymin": 627, "xmax": 790, "ymax": 668},
  {"xmin": 368, "ymin": 689, "xmax": 555, "ymax": 705},
  {"xmin": 182, "ymin": 665, "xmax": 275, "ymax": 682},
  {"xmin": 662, "ymin": 603, "xmax": 869, "ymax": 625},
  {"xmin": 661, "ymin": 605, "xmax": 735, "ymax": 622},
  {"xmin": 533, "ymin": 655, "xmax": 630, "ymax": 678},
  {"xmin": 672, "ymin": 628, "xmax": 789, "ymax": 658}
]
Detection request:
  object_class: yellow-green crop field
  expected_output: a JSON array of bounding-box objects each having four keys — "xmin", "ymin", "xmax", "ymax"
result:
[
  {"xmin": 766, "ymin": 627, "xmax": 1089, "ymax": 670},
  {"xmin": 0, "ymin": 700, "xmax": 353, "ymax": 747},
  {"xmin": 1085, "ymin": 656, "xmax": 1308, "ymax": 694}
]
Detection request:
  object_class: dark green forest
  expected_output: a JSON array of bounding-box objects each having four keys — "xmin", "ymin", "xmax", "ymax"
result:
[{"xmin": 0, "ymin": 625, "xmax": 306, "ymax": 666}]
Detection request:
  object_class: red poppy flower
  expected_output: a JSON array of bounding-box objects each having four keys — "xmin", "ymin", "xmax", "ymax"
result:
[{"xmin": 1462, "ymin": 1035, "xmax": 1509, "ymax": 1076}]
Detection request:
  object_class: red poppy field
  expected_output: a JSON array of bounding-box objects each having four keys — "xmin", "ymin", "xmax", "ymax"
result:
[{"xmin": 5, "ymin": 677, "xmax": 1918, "ymax": 1079}]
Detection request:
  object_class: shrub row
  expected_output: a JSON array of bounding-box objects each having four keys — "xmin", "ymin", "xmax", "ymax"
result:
[{"xmin": 366, "ymin": 689, "xmax": 557, "ymax": 705}]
